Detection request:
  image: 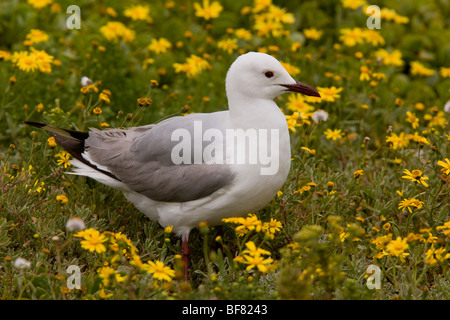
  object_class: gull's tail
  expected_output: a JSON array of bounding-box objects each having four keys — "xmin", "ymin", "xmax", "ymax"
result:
[
  {"xmin": 24, "ymin": 121, "xmax": 119, "ymax": 181},
  {"xmin": 25, "ymin": 121, "xmax": 88, "ymax": 161}
]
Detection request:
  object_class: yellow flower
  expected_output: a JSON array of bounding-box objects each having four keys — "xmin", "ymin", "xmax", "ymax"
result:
[
  {"xmin": 372, "ymin": 72, "xmax": 386, "ymax": 81},
  {"xmin": 80, "ymin": 84, "xmax": 98, "ymax": 94},
  {"xmin": 222, "ymin": 217, "xmax": 245, "ymax": 224},
  {"xmin": 148, "ymin": 38, "xmax": 172, "ymax": 54},
  {"xmin": 427, "ymin": 111, "xmax": 446, "ymax": 128},
  {"xmin": 386, "ymin": 132, "xmax": 409, "ymax": 150},
  {"xmin": 371, "ymin": 233, "xmax": 392, "ymax": 250},
  {"xmin": 317, "ymin": 86, "xmax": 343, "ymax": 102},
  {"xmin": 359, "ymin": 65, "xmax": 371, "ymax": 81},
  {"xmin": 47, "ymin": 136, "xmax": 57, "ymax": 147},
  {"xmin": 105, "ymin": 7, "xmax": 118, "ymax": 18},
  {"xmin": 280, "ymin": 61, "xmax": 301, "ymax": 77},
  {"xmin": 436, "ymin": 221, "xmax": 450, "ymax": 237},
  {"xmin": 291, "ymin": 42, "xmax": 302, "ymax": 52},
  {"xmin": 286, "ymin": 93, "xmax": 313, "ymax": 114},
  {"xmin": 137, "ymin": 97, "xmax": 152, "ymax": 106},
  {"xmin": 25, "ymin": 29, "xmax": 49, "ymax": 44},
  {"xmin": 242, "ymin": 254, "xmax": 274, "ymax": 273},
  {"xmin": 27, "ymin": 179, "xmax": 45, "ymax": 193},
  {"xmin": 425, "ymin": 247, "xmax": 438, "ymax": 265},
  {"xmin": 217, "ymin": 38, "xmax": 238, "ymax": 54},
  {"xmin": 339, "ymin": 28, "xmax": 365, "ymax": 47},
  {"xmin": 164, "ymin": 225, "xmax": 173, "ymax": 234},
  {"xmin": 56, "ymin": 195, "xmax": 68, "ymax": 203},
  {"xmin": 80, "ymin": 229, "xmax": 107, "ymax": 253},
  {"xmin": 341, "ymin": 0, "xmax": 367, "ymax": 10},
  {"xmin": 267, "ymin": 4, "xmax": 295, "ymax": 24},
  {"xmin": 0, "ymin": 50, "xmax": 12, "ymax": 61},
  {"xmin": 98, "ymin": 288, "xmax": 113, "ymax": 299},
  {"xmin": 193, "ymin": 0, "xmax": 223, "ymax": 20},
  {"xmin": 374, "ymin": 49, "xmax": 404, "ymax": 67},
  {"xmin": 414, "ymin": 102, "xmax": 425, "ymax": 111},
  {"xmin": 55, "ymin": 151, "xmax": 71, "ymax": 168},
  {"xmin": 252, "ymin": 0, "xmax": 272, "ymax": 13},
  {"xmin": 405, "ymin": 132, "xmax": 430, "ymax": 146},
  {"xmin": 363, "ymin": 29, "xmax": 385, "ymax": 46},
  {"xmin": 74, "ymin": 228, "xmax": 97, "ymax": 239},
  {"xmin": 99, "ymin": 93, "xmax": 110, "ymax": 104},
  {"xmin": 285, "ymin": 112, "xmax": 301, "ymax": 132},
  {"xmin": 338, "ymin": 231, "xmax": 349, "ymax": 242},
  {"xmin": 263, "ymin": 219, "xmax": 282, "ymax": 234},
  {"xmin": 93, "ymin": 107, "xmax": 102, "ymax": 115},
  {"xmin": 405, "ymin": 111, "xmax": 419, "ymax": 129},
  {"xmin": 144, "ymin": 260, "xmax": 175, "ymax": 282},
  {"xmin": 100, "ymin": 22, "xmax": 135, "ymax": 43},
  {"xmin": 14, "ymin": 51, "xmax": 38, "ymax": 73},
  {"xmin": 437, "ymin": 158, "xmax": 450, "ymax": 175},
  {"xmin": 398, "ymin": 198, "xmax": 424, "ymax": 213},
  {"xmin": 402, "ymin": 169, "xmax": 429, "ymax": 187},
  {"xmin": 395, "ymin": 98, "xmax": 404, "ymax": 106},
  {"xmin": 30, "ymin": 48, "xmax": 54, "ymax": 73},
  {"xmin": 173, "ymin": 54, "xmax": 211, "ymax": 78},
  {"xmin": 115, "ymin": 272, "xmax": 127, "ymax": 283},
  {"xmin": 11, "ymin": 51, "xmax": 28, "ymax": 64},
  {"xmin": 386, "ymin": 237, "xmax": 409, "ymax": 261},
  {"xmin": 253, "ymin": 16, "xmax": 282, "ymax": 37},
  {"xmin": 27, "ymin": 0, "xmax": 53, "ymax": 9},
  {"xmin": 439, "ymin": 67, "xmax": 450, "ymax": 78},
  {"xmin": 124, "ymin": 5, "xmax": 151, "ymax": 21},
  {"xmin": 374, "ymin": 250, "xmax": 388, "ymax": 259},
  {"xmin": 294, "ymin": 185, "xmax": 311, "ymax": 194},
  {"xmin": 378, "ymin": 8, "xmax": 409, "ymax": 24},
  {"xmin": 235, "ymin": 28, "xmax": 252, "ymax": 40},
  {"xmin": 324, "ymin": 129, "xmax": 344, "ymax": 141},
  {"xmin": 425, "ymin": 245, "xmax": 450, "ymax": 265},
  {"xmin": 251, "ymin": 4, "xmax": 294, "ymax": 38},
  {"xmin": 419, "ymin": 228, "xmax": 438, "ymax": 244},
  {"xmin": 303, "ymin": 28, "xmax": 322, "ymax": 40},
  {"xmin": 353, "ymin": 169, "xmax": 364, "ymax": 179},
  {"xmin": 236, "ymin": 214, "xmax": 263, "ymax": 234},
  {"xmin": 98, "ymin": 266, "xmax": 117, "ymax": 287},
  {"xmin": 301, "ymin": 147, "xmax": 316, "ymax": 155},
  {"xmin": 410, "ymin": 61, "xmax": 435, "ymax": 76},
  {"xmin": 242, "ymin": 241, "xmax": 271, "ymax": 257}
]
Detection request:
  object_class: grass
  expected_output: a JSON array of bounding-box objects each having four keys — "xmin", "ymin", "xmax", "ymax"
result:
[{"xmin": 0, "ymin": 0, "xmax": 449, "ymax": 300}]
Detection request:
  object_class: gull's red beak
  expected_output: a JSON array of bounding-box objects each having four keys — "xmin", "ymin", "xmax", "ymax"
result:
[{"xmin": 281, "ymin": 81, "xmax": 321, "ymax": 97}]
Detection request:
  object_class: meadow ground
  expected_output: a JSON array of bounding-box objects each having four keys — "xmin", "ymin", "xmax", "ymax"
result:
[{"xmin": 0, "ymin": 0, "xmax": 449, "ymax": 300}]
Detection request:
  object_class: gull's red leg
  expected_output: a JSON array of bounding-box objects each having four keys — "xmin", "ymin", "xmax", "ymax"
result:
[{"xmin": 181, "ymin": 232, "xmax": 191, "ymax": 281}]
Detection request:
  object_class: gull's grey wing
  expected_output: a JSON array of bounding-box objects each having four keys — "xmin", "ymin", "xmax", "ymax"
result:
[{"xmin": 85, "ymin": 112, "xmax": 235, "ymax": 202}]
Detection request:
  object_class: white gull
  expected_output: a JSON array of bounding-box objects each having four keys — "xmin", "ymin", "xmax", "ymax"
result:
[{"xmin": 26, "ymin": 52, "xmax": 320, "ymax": 279}]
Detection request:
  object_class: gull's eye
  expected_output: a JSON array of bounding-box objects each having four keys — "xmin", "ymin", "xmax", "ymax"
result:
[{"xmin": 264, "ymin": 71, "xmax": 274, "ymax": 78}]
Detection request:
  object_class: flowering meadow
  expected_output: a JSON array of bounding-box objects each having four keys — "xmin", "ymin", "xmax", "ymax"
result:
[{"xmin": 1, "ymin": 0, "xmax": 450, "ymax": 300}]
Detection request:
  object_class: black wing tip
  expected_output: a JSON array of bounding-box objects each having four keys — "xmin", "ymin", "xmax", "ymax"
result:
[
  {"xmin": 25, "ymin": 121, "xmax": 121, "ymax": 182},
  {"xmin": 24, "ymin": 121, "xmax": 46, "ymax": 128},
  {"xmin": 24, "ymin": 121, "xmax": 90, "ymax": 141}
]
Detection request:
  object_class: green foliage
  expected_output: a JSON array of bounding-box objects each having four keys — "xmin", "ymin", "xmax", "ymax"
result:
[{"xmin": 0, "ymin": 0, "xmax": 449, "ymax": 300}]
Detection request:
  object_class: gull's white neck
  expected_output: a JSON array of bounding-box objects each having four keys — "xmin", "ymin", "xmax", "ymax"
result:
[{"xmin": 227, "ymin": 93, "xmax": 287, "ymax": 130}]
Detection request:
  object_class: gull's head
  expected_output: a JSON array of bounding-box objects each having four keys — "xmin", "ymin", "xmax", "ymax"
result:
[{"xmin": 225, "ymin": 52, "xmax": 320, "ymax": 101}]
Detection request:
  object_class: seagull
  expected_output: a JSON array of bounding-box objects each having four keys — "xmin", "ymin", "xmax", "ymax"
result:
[{"xmin": 26, "ymin": 52, "xmax": 320, "ymax": 280}]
